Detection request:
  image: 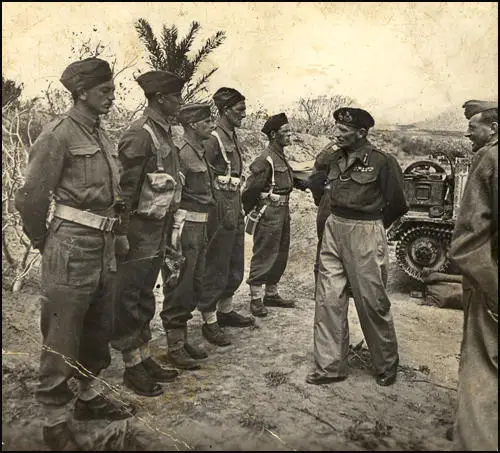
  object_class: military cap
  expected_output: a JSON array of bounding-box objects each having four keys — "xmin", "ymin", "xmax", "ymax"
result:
[
  {"xmin": 213, "ymin": 87, "xmax": 245, "ymax": 110},
  {"xmin": 136, "ymin": 70, "xmax": 185, "ymax": 95},
  {"xmin": 462, "ymin": 100, "xmax": 498, "ymax": 120},
  {"xmin": 333, "ymin": 107, "xmax": 375, "ymax": 130},
  {"xmin": 60, "ymin": 57, "xmax": 113, "ymax": 93},
  {"xmin": 261, "ymin": 113, "xmax": 289, "ymax": 135},
  {"xmin": 178, "ymin": 103, "xmax": 212, "ymax": 124}
]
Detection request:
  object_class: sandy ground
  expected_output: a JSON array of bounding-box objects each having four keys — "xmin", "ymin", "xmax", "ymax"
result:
[{"xmin": 2, "ymin": 191, "xmax": 463, "ymax": 451}]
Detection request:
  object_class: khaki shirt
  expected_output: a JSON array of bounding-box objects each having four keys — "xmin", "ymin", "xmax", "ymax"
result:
[
  {"xmin": 204, "ymin": 120, "xmax": 243, "ymax": 177},
  {"xmin": 449, "ymin": 139, "xmax": 498, "ymax": 307},
  {"xmin": 178, "ymin": 136, "xmax": 215, "ymax": 212},
  {"xmin": 242, "ymin": 142, "xmax": 294, "ymax": 213},
  {"xmin": 317, "ymin": 139, "xmax": 408, "ymax": 227},
  {"xmin": 116, "ymin": 107, "xmax": 182, "ymax": 235},
  {"xmin": 15, "ymin": 106, "xmax": 120, "ymax": 245}
]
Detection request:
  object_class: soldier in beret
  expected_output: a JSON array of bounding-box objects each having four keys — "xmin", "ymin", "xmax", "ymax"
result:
[
  {"xmin": 111, "ymin": 70, "xmax": 190, "ymax": 396},
  {"xmin": 162, "ymin": 103, "xmax": 224, "ymax": 358},
  {"xmin": 449, "ymin": 100, "xmax": 498, "ymax": 450},
  {"xmin": 242, "ymin": 113, "xmax": 298, "ymax": 316},
  {"xmin": 306, "ymin": 107, "xmax": 408, "ymax": 387},
  {"xmin": 198, "ymin": 87, "xmax": 255, "ymax": 346},
  {"xmin": 15, "ymin": 57, "xmax": 134, "ymax": 450}
]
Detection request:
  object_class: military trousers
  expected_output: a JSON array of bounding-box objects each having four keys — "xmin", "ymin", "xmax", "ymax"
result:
[
  {"xmin": 313, "ymin": 214, "xmax": 398, "ymax": 378},
  {"xmin": 454, "ymin": 278, "xmax": 498, "ymax": 451},
  {"xmin": 314, "ymin": 193, "xmax": 331, "ymax": 279},
  {"xmin": 112, "ymin": 214, "xmax": 173, "ymax": 353},
  {"xmin": 161, "ymin": 221, "xmax": 208, "ymax": 329},
  {"xmin": 36, "ymin": 218, "xmax": 116, "ymax": 407},
  {"xmin": 247, "ymin": 204, "xmax": 291, "ymax": 286},
  {"xmin": 199, "ymin": 206, "xmax": 245, "ymax": 313}
]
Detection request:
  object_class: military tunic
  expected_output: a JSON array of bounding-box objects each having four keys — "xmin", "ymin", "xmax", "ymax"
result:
[
  {"xmin": 112, "ymin": 107, "xmax": 182, "ymax": 353},
  {"xmin": 161, "ymin": 136, "xmax": 215, "ymax": 328},
  {"xmin": 199, "ymin": 120, "xmax": 245, "ymax": 312},
  {"xmin": 448, "ymin": 140, "xmax": 498, "ymax": 451},
  {"xmin": 15, "ymin": 106, "xmax": 121, "ymax": 406},
  {"xmin": 243, "ymin": 143, "xmax": 294, "ymax": 287},
  {"xmin": 313, "ymin": 139, "xmax": 408, "ymax": 379}
]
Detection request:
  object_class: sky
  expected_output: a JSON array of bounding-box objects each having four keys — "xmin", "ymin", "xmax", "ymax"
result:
[{"xmin": 2, "ymin": 2, "xmax": 498, "ymax": 124}]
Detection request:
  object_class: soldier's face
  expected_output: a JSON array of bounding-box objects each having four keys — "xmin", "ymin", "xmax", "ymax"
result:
[
  {"xmin": 225, "ymin": 101, "xmax": 246, "ymax": 127},
  {"xmin": 193, "ymin": 116, "xmax": 215, "ymax": 140},
  {"xmin": 465, "ymin": 114, "xmax": 497, "ymax": 152},
  {"xmin": 333, "ymin": 123, "xmax": 364, "ymax": 149},
  {"xmin": 275, "ymin": 124, "xmax": 292, "ymax": 147},
  {"xmin": 160, "ymin": 91, "xmax": 184, "ymax": 117},
  {"xmin": 81, "ymin": 80, "xmax": 115, "ymax": 115}
]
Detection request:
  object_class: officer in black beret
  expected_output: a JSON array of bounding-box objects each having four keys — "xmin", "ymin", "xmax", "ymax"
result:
[
  {"xmin": 198, "ymin": 87, "xmax": 255, "ymax": 346},
  {"xmin": 242, "ymin": 113, "xmax": 300, "ymax": 316},
  {"xmin": 307, "ymin": 107, "xmax": 408, "ymax": 387},
  {"xmin": 15, "ymin": 57, "xmax": 135, "ymax": 449}
]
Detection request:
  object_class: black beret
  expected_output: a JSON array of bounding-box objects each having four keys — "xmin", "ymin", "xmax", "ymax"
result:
[
  {"xmin": 462, "ymin": 100, "xmax": 498, "ymax": 120},
  {"xmin": 60, "ymin": 57, "xmax": 113, "ymax": 93},
  {"xmin": 333, "ymin": 107, "xmax": 375, "ymax": 130},
  {"xmin": 178, "ymin": 103, "xmax": 212, "ymax": 124},
  {"xmin": 261, "ymin": 113, "xmax": 289, "ymax": 135},
  {"xmin": 136, "ymin": 70, "xmax": 185, "ymax": 95},
  {"xmin": 213, "ymin": 87, "xmax": 245, "ymax": 110}
]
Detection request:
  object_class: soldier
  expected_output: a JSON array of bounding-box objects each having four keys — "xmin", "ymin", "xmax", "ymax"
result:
[
  {"xmin": 15, "ymin": 57, "xmax": 135, "ymax": 450},
  {"xmin": 307, "ymin": 107, "xmax": 408, "ymax": 386},
  {"xmin": 449, "ymin": 100, "xmax": 498, "ymax": 451},
  {"xmin": 111, "ymin": 70, "xmax": 188, "ymax": 396},
  {"xmin": 242, "ymin": 113, "xmax": 297, "ymax": 317},
  {"xmin": 198, "ymin": 87, "xmax": 254, "ymax": 346},
  {"xmin": 161, "ymin": 103, "xmax": 219, "ymax": 362}
]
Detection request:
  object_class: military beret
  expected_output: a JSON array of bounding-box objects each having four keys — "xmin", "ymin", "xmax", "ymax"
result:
[
  {"xmin": 462, "ymin": 100, "xmax": 498, "ymax": 120},
  {"xmin": 136, "ymin": 70, "xmax": 185, "ymax": 95},
  {"xmin": 213, "ymin": 87, "xmax": 245, "ymax": 110},
  {"xmin": 261, "ymin": 113, "xmax": 289, "ymax": 135},
  {"xmin": 60, "ymin": 57, "xmax": 113, "ymax": 93},
  {"xmin": 333, "ymin": 107, "xmax": 375, "ymax": 130},
  {"xmin": 178, "ymin": 103, "xmax": 212, "ymax": 124}
]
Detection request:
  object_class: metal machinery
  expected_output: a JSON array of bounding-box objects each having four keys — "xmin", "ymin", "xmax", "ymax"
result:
[{"xmin": 387, "ymin": 153, "xmax": 471, "ymax": 281}]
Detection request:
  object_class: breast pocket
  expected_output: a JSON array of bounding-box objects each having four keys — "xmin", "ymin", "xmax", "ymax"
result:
[
  {"xmin": 327, "ymin": 166, "xmax": 341, "ymax": 182},
  {"xmin": 274, "ymin": 167, "xmax": 293, "ymax": 191},
  {"xmin": 185, "ymin": 168, "xmax": 210, "ymax": 194},
  {"xmin": 68, "ymin": 145, "xmax": 101, "ymax": 187},
  {"xmin": 350, "ymin": 171, "xmax": 378, "ymax": 185}
]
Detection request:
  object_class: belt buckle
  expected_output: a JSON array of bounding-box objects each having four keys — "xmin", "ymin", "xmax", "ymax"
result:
[{"xmin": 100, "ymin": 216, "xmax": 116, "ymax": 232}]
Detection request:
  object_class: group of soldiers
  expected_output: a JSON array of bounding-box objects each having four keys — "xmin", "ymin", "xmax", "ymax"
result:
[{"xmin": 14, "ymin": 56, "xmax": 497, "ymax": 451}]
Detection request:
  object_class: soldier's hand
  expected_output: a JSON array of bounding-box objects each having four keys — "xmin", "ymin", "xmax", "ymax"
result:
[{"xmin": 115, "ymin": 235, "xmax": 130, "ymax": 259}]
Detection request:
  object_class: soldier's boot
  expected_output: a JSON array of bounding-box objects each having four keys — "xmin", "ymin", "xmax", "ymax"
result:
[
  {"xmin": 183, "ymin": 327, "xmax": 208, "ymax": 359},
  {"xmin": 42, "ymin": 422, "xmax": 80, "ymax": 451},
  {"xmin": 166, "ymin": 329, "xmax": 201, "ymax": 370},
  {"xmin": 142, "ymin": 357, "xmax": 179, "ymax": 382},
  {"xmin": 250, "ymin": 298, "xmax": 268, "ymax": 317},
  {"xmin": 74, "ymin": 394, "xmax": 136, "ymax": 421},
  {"xmin": 123, "ymin": 362, "xmax": 164, "ymax": 397},
  {"xmin": 263, "ymin": 293, "xmax": 296, "ymax": 308},
  {"xmin": 202, "ymin": 322, "xmax": 232, "ymax": 346}
]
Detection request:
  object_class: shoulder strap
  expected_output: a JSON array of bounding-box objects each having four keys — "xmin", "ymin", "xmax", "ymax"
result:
[
  {"xmin": 265, "ymin": 155, "xmax": 275, "ymax": 195},
  {"xmin": 211, "ymin": 131, "xmax": 231, "ymax": 176},
  {"xmin": 142, "ymin": 124, "xmax": 164, "ymax": 172}
]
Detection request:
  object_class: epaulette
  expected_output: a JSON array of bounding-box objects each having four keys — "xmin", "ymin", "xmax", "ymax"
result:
[{"xmin": 45, "ymin": 115, "xmax": 68, "ymax": 133}]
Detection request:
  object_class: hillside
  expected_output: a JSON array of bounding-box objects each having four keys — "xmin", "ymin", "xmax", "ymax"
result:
[{"xmin": 410, "ymin": 107, "xmax": 469, "ymax": 132}]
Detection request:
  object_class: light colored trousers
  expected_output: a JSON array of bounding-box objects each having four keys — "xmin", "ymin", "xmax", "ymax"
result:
[{"xmin": 313, "ymin": 214, "xmax": 399, "ymax": 378}]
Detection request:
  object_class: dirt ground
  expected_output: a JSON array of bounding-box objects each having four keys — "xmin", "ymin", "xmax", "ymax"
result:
[{"xmin": 2, "ymin": 190, "xmax": 463, "ymax": 451}]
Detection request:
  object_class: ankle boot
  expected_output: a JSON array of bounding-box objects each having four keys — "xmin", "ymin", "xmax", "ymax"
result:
[
  {"xmin": 166, "ymin": 329, "xmax": 201, "ymax": 370},
  {"xmin": 183, "ymin": 327, "xmax": 208, "ymax": 359}
]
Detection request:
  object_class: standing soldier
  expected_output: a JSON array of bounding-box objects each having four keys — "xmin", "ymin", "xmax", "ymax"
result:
[
  {"xmin": 198, "ymin": 87, "xmax": 254, "ymax": 346},
  {"xmin": 449, "ymin": 100, "xmax": 498, "ymax": 451},
  {"xmin": 15, "ymin": 57, "xmax": 135, "ymax": 450},
  {"xmin": 161, "ymin": 103, "xmax": 218, "ymax": 364},
  {"xmin": 307, "ymin": 107, "xmax": 408, "ymax": 386},
  {"xmin": 242, "ymin": 113, "xmax": 297, "ymax": 317},
  {"xmin": 111, "ymin": 71, "xmax": 186, "ymax": 396}
]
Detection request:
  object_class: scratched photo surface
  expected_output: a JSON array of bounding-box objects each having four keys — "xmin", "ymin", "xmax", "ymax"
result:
[{"xmin": 2, "ymin": 2, "xmax": 498, "ymax": 451}]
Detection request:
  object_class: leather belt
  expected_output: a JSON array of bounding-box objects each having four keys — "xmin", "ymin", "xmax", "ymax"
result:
[
  {"xmin": 54, "ymin": 204, "xmax": 118, "ymax": 232},
  {"xmin": 184, "ymin": 211, "xmax": 208, "ymax": 223}
]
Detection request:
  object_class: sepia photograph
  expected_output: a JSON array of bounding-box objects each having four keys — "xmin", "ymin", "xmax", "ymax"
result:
[{"xmin": 2, "ymin": 2, "xmax": 498, "ymax": 451}]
